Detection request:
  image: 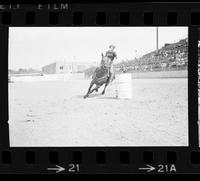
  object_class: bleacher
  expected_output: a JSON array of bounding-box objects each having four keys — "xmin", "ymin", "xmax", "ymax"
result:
[
  {"xmin": 83, "ymin": 38, "xmax": 189, "ymax": 78},
  {"xmin": 114, "ymin": 38, "xmax": 188, "ymax": 73}
]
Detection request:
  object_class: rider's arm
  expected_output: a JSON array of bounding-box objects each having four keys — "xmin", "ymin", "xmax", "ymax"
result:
[{"xmin": 114, "ymin": 52, "xmax": 117, "ymax": 59}]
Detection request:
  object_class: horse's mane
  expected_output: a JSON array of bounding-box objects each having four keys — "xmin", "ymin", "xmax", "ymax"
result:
[{"xmin": 101, "ymin": 54, "xmax": 111, "ymax": 68}]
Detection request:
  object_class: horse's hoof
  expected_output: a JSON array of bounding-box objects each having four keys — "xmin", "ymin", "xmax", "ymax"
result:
[
  {"xmin": 101, "ymin": 92, "xmax": 105, "ymax": 95},
  {"xmin": 83, "ymin": 95, "xmax": 87, "ymax": 99}
]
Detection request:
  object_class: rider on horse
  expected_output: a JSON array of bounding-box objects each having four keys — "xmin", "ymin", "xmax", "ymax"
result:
[
  {"xmin": 105, "ymin": 44, "xmax": 117, "ymax": 82},
  {"xmin": 83, "ymin": 45, "xmax": 117, "ymax": 98}
]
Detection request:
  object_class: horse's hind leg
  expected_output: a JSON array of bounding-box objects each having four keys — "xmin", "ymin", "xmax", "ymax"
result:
[
  {"xmin": 101, "ymin": 81, "xmax": 109, "ymax": 95},
  {"xmin": 110, "ymin": 73, "xmax": 115, "ymax": 83}
]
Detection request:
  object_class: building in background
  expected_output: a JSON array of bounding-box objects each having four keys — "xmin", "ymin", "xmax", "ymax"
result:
[{"xmin": 42, "ymin": 61, "xmax": 98, "ymax": 74}]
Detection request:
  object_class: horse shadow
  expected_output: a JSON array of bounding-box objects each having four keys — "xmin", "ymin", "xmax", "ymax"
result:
[
  {"xmin": 76, "ymin": 94, "xmax": 101, "ymax": 99},
  {"xmin": 97, "ymin": 96, "xmax": 118, "ymax": 100},
  {"xmin": 77, "ymin": 94, "xmax": 118, "ymax": 100}
]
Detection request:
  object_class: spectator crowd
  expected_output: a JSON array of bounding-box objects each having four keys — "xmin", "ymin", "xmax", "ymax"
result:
[
  {"xmin": 114, "ymin": 38, "xmax": 188, "ymax": 73},
  {"xmin": 84, "ymin": 38, "xmax": 188, "ymax": 78}
]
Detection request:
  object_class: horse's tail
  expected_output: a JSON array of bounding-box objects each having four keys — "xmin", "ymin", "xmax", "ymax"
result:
[{"xmin": 111, "ymin": 73, "xmax": 116, "ymax": 82}]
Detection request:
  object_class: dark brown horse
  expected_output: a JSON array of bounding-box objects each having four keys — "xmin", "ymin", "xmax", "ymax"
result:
[{"xmin": 83, "ymin": 53, "xmax": 115, "ymax": 98}]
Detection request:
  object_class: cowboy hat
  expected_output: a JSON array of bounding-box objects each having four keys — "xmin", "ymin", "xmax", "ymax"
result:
[{"xmin": 109, "ymin": 44, "xmax": 116, "ymax": 48}]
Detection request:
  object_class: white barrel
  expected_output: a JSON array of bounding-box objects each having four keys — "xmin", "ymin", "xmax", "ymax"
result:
[{"xmin": 115, "ymin": 73, "xmax": 132, "ymax": 99}]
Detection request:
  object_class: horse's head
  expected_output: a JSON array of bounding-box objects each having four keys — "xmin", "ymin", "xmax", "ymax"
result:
[{"xmin": 101, "ymin": 53, "xmax": 110, "ymax": 68}]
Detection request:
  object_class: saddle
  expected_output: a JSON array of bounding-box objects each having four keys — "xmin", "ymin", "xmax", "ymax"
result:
[
  {"xmin": 93, "ymin": 54, "xmax": 111, "ymax": 80},
  {"xmin": 93, "ymin": 66, "xmax": 110, "ymax": 80}
]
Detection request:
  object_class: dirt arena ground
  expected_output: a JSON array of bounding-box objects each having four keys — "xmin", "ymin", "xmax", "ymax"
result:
[{"xmin": 9, "ymin": 76, "xmax": 188, "ymax": 147}]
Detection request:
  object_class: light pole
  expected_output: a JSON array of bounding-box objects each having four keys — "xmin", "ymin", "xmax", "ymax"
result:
[{"xmin": 156, "ymin": 27, "xmax": 159, "ymax": 54}]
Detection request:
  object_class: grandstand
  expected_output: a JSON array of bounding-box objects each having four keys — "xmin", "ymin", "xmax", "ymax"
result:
[
  {"xmin": 83, "ymin": 38, "xmax": 188, "ymax": 78},
  {"xmin": 114, "ymin": 38, "xmax": 188, "ymax": 73}
]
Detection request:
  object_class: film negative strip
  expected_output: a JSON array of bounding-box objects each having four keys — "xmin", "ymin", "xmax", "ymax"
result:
[{"xmin": 0, "ymin": 2, "xmax": 200, "ymax": 174}]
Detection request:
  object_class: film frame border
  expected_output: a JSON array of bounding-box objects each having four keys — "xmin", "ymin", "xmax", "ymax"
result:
[{"xmin": 0, "ymin": 2, "xmax": 199, "ymax": 174}]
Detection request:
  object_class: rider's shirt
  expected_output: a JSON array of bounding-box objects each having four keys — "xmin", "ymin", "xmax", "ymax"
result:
[{"xmin": 105, "ymin": 50, "xmax": 117, "ymax": 61}]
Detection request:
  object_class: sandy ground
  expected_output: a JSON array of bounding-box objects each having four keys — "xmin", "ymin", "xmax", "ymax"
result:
[{"xmin": 9, "ymin": 77, "xmax": 188, "ymax": 147}]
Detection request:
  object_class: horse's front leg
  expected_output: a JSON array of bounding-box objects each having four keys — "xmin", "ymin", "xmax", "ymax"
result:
[
  {"xmin": 84, "ymin": 81, "xmax": 94, "ymax": 98},
  {"xmin": 89, "ymin": 84, "xmax": 100, "ymax": 94}
]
